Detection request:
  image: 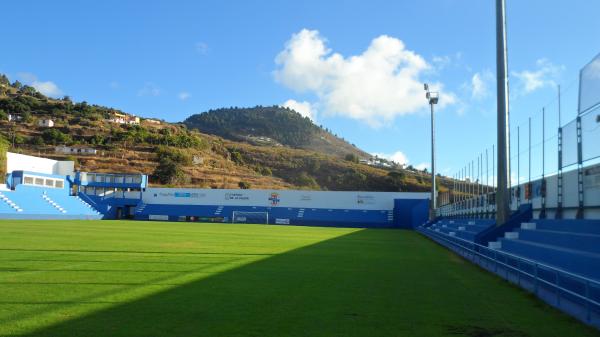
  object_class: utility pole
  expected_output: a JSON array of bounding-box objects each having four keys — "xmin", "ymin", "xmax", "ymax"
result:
[
  {"xmin": 495, "ymin": 0, "xmax": 511, "ymax": 225},
  {"xmin": 424, "ymin": 84, "xmax": 439, "ymax": 220}
]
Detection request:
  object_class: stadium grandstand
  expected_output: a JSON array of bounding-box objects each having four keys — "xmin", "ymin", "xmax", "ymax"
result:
[
  {"xmin": 0, "ymin": 52, "xmax": 599, "ymax": 333},
  {"xmin": 1, "ymin": 1, "xmax": 600, "ymax": 336}
]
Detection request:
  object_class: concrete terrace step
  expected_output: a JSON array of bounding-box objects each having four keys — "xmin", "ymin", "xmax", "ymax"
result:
[
  {"xmin": 534, "ymin": 219, "xmax": 600, "ymax": 235},
  {"xmin": 518, "ymin": 229, "xmax": 600, "ymax": 254},
  {"xmin": 500, "ymin": 238, "xmax": 600, "ymax": 280}
]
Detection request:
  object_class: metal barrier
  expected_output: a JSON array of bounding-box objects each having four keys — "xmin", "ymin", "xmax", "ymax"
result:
[
  {"xmin": 437, "ymin": 54, "xmax": 600, "ymax": 220},
  {"xmin": 417, "ymin": 226, "xmax": 600, "ymax": 329}
]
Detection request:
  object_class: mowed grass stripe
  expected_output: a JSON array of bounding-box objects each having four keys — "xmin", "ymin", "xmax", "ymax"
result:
[{"xmin": 0, "ymin": 220, "xmax": 598, "ymax": 337}]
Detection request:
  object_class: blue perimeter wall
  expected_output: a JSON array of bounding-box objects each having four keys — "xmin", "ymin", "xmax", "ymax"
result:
[
  {"xmin": 394, "ymin": 198, "xmax": 430, "ymax": 229},
  {"xmin": 86, "ymin": 195, "xmax": 430, "ymax": 229}
]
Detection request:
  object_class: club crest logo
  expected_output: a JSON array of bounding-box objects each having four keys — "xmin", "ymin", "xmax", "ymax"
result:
[{"xmin": 268, "ymin": 192, "xmax": 280, "ymax": 206}]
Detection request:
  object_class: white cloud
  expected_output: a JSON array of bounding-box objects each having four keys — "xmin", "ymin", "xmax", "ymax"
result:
[
  {"xmin": 512, "ymin": 59, "xmax": 564, "ymax": 94},
  {"xmin": 17, "ymin": 72, "xmax": 63, "ymax": 97},
  {"xmin": 137, "ymin": 82, "xmax": 161, "ymax": 97},
  {"xmin": 178, "ymin": 92, "xmax": 191, "ymax": 100},
  {"xmin": 274, "ymin": 29, "xmax": 456, "ymax": 127},
  {"xmin": 431, "ymin": 52, "xmax": 462, "ymax": 71},
  {"xmin": 373, "ymin": 151, "xmax": 409, "ymax": 166},
  {"xmin": 281, "ymin": 99, "xmax": 316, "ymax": 121},
  {"xmin": 470, "ymin": 70, "xmax": 493, "ymax": 99},
  {"xmin": 415, "ymin": 163, "xmax": 430, "ymax": 171},
  {"xmin": 195, "ymin": 42, "xmax": 209, "ymax": 55},
  {"xmin": 32, "ymin": 81, "xmax": 62, "ymax": 97},
  {"xmin": 432, "ymin": 55, "xmax": 451, "ymax": 69}
]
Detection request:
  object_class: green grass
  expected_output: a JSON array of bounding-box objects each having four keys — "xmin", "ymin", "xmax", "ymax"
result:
[{"xmin": 0, "ymin": 220, "xmax": 598, "ymax": 337}]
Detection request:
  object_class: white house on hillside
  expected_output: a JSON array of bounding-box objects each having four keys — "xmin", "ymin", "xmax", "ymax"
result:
[
  {"xmin": 38, "ymin": 119, "xmax": 54, "ymax": 127},
  {"xmin": 55, "ymin": 145, "xmax": 97, "ymax": 155}
]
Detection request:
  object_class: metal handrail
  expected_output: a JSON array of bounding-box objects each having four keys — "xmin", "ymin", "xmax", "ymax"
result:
[
  {"xmin": 418, "ymin": 226, "xmax": 600, "ymax": 326},
  {"xmin": 421, "ymin": 226, "xmax": 600, "ymax": 286}
]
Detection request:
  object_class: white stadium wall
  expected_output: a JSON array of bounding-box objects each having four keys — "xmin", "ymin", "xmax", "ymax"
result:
[
  {"xmin": 142, "ymin": 188, "xmax": 429, "ymax": 210},
  {"xmin": 7, "ymin": 152, "xmax": 75, "ymax": 177},
  {"xmin": 510, "ymin": 163, "xmax": 600, "ymax": 219}
]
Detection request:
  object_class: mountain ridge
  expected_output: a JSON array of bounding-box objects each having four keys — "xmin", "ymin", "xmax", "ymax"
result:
[
  {"xmin": 0, "ymin": 74, "xmax": 453, "ymax": 194},
  {"xmin": 183, "ymin": 106, "xmax": 370, "ymax": 159}
]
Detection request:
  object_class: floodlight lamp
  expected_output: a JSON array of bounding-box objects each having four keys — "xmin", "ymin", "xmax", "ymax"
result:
[
  {"xmin": 424, "ymin": 83, "xmax": 429, "ymax": 91},
  {"xmin": 428, "ymin": 92, "xmax": 439, "ymax": 105}
]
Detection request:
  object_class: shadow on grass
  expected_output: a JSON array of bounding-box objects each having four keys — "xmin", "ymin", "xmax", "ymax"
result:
[{"xmin": 14, "ymin": 229, "xmax": 600, "ymax": 337}]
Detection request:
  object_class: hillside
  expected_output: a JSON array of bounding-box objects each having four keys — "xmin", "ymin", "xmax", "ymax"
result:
[
  {"xmin": 0, "ymin": 74, "xmax": 455, "ymax": 193},
  {"xmin": 183, "ymin": 106, "xmax": 370, "ymax": 159}
]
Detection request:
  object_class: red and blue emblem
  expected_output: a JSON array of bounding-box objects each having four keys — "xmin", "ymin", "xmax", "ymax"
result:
[{"xmin": 268, "ymin": 192, "xmax": 280, "ymax": 206}]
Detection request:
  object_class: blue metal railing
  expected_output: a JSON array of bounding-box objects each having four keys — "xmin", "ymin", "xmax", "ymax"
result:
[{"xmin": 417, "ymin": 226, "xmax": 600, "ymax": 329}]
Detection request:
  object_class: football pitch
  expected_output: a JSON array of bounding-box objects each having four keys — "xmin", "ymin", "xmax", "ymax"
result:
[{"xmin": 0, "ymin": 220, "xmax": 598, "ymax": 337}]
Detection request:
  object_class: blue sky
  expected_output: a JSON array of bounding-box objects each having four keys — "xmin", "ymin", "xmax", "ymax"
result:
[{"xmin": 2, "ymin": 0, "xmax": 599, "ymax": 179}]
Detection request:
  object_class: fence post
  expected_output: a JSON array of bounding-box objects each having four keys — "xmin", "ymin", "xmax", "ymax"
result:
[
  {"xmin": 557, "ymin": 126, "xmax": 563, "ymax": 219},
  {"xmin": 494, "ymin": 250, "xmax": 498, "ymax": 273},
  {"xmin": 517, "ymin": 259, "xmax": 521, "ymax": 286},
  {"xmin": 576, "ymin": 116, "xmax": 584, "ymax": 219},
  {"xmin": 534, "ymin": 263, "xmax": 539, "ymax": 295},
  {"xmin": 528, "ymin": 117, "xmax": 532, "ymax": 204},
  {"xmin": 556, "ymin": 271, "xmax": 561, "ymax": 307},
  {"xmin": 556, "ymin": 86, "xmax": 563, "ymax": 219},
  {"xmin": 517, "ymin": 126, "xmax": 521, "ymax": 207},
  {"xmin": 540, "ymin": 108, "xmax": 547, "ymax": 219},
  {"xmin": 586, "ymin": 280, "xmax": 591, "ymax": 323}
]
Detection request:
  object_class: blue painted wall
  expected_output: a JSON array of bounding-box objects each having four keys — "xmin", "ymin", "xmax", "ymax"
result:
[{"xmin": 393, "ymin": 198, "xmax": 430, "ymax": 229}]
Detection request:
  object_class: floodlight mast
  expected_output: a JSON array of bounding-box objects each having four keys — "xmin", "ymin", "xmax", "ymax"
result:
[
  {"xmin": 424, "ymin": 84, "xmax": 439, "ymax": 220},
  {"xmin": 495, "ymin": 0, "xmax": 511, "ymax": 225}
]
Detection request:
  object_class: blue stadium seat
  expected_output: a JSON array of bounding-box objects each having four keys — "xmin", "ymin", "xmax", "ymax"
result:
[
  {"xmin": 498, "ymin": 219, "xmax": 600, "ymax": 281},
  {"xmin": 0, "ymin": 186, "xmax": 101, "ymax": 219},
  {"xmin": 425, "ymin": 218, "xmax": 496, "ymax": 242}
]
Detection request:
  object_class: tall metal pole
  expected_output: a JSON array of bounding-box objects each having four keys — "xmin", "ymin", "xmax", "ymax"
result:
[
  {"xmin": 517, "ymin": 126, "xmax": 520, "ymax": 206},
  {"xmin": 495, "ymin": 0, "xmax": 511, "ymax": 225},
  {"xmin": 486, "ymin": 148, "xmax": 489, "ymax": 214},
  {"xmin": 430, "ymin": 102, "xmax": 436, "ymax": 219},
  {"xmin": 493, "ymin": 145, "xmax": 496, "ymax": 191},
  {"xmin": 486, "ymin": 149, "xmax": 489, "ymax": 195},
  {"xmin": 480, "ymin": 153, "xmax": 483, "ymax": 195},
  {"xmin": 472, "ymin": 160, "xmax": 475, "ymax": 197},
  {"xmin": 558, "ymin": 85, "xmax": 562, "ymax": 127},
  {"xmin": 477, "ymin": 156, "xmax": 480, "ymax": 196},
  {"xmin": 462, "ymin": 167, "xmax": 465, "ymax": 202},
  {"xmin": 541, "ymin": 107, "xmax": 547, "ymax": 218},
  {"xmin": 528, "ymin": 117, "xmax": 532, "ymax": 186}
]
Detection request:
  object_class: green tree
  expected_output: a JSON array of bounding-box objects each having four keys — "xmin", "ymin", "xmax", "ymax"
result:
[
  {"xmin": 152, "ymin": 158, "xmax": 186, "ymax": 185},
  {"xmin": 0, "ymin": 74, "xmax": 10, "ymax": 86},
  {"xmin": 0, "ymin": 136, "xmax": 8, "ymax": 178},
  {"xmin": 21, "ymin": 111, "xmax": 32, "ymax": 123},
  {"xmin": 344, "ymin": 153, "xmax": 359, "ymax": 163},
  {"xmin": 238, "ymin": 181, "xmax": 251, "ymax": 189},
  {"xmin": 41, "ymin": 129, "xmax": 71, "ymax": 145},
  {"xmin": 230, "ymin": 150, "xmax": 244, "ymax": 164},
  {"xmin": 292, "ymin": 172, "xmax": 319, "ymax": 189},
  {"xmin": 19, "ymin": 85, "xmax": 37, "ymax": 96},
  {"xmin": 29, "ymin": 136, "xmax": 44, "ymax": 146},
  {"xmin": 155, "ymin": 146, "xmax": 192, "ymax": 166}
]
